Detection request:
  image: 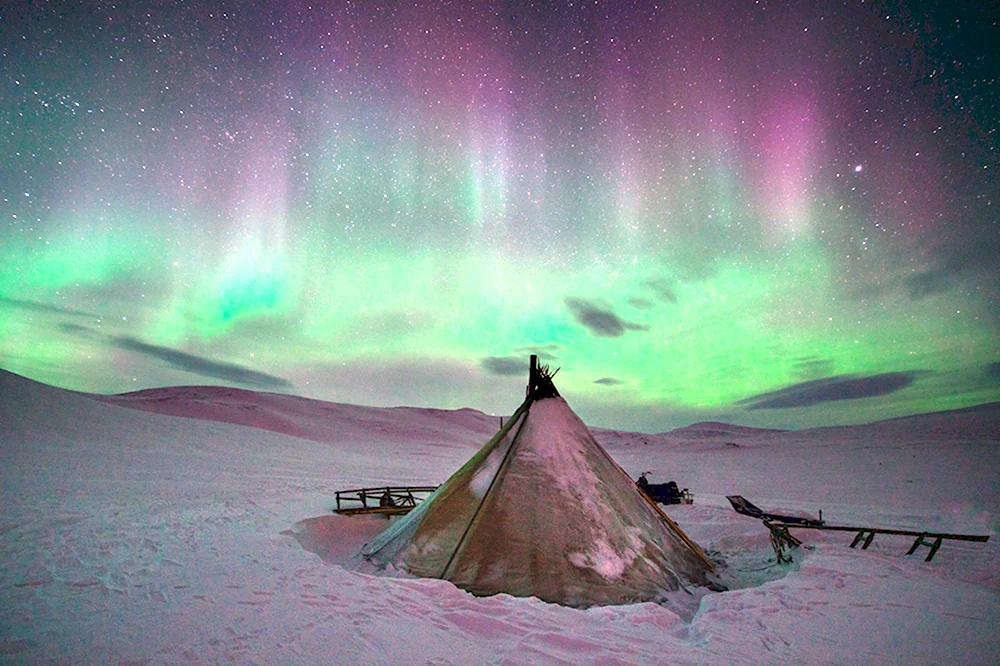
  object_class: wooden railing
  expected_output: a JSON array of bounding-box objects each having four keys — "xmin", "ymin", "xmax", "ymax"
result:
[{"xmin": 334, "ymin": 486, "xmax": 439, "ymax": 516}]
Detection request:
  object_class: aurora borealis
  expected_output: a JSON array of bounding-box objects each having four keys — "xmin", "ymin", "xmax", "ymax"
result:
[{"xmin": 1, "ymin": 1, "xmax": 997, "ymax": 431}]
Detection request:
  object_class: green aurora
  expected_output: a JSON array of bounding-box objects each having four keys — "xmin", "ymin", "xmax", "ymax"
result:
[{"xmin": 1, "ymin": 2, "xmax": 997, "ymax": 430}]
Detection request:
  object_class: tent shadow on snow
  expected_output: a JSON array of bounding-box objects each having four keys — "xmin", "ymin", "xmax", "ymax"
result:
[{"xmin": 313, "ymin": 357, "xmax": 721, "ymax": 609}]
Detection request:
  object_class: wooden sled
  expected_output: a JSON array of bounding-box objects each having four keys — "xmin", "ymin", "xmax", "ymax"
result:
[
  {"xmin": 726, "ymin": 495, "xmax": 824, "ymax": 527},
  {"xmin": 334, "ymin": 486, "xmax": 439, "ymax": 516},
  {"xmin": 763, "ymin": 520, "xmax": 991, "ymax": 563}
]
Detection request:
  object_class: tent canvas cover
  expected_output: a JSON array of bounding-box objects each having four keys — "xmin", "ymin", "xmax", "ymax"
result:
[{"xmin": 361, "ymin": 359, "xmax": 713, "ymax": 608}]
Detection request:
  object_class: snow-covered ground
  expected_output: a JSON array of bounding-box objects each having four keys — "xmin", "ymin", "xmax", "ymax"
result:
[{"xmin": 1, "ymin": 369, "xmax": 997, "ymax": 664}]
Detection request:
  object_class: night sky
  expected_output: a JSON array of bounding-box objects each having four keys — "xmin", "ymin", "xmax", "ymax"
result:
[{"xmin": 2, "ymin": 1, "xmax": 997, "ymax": 431}]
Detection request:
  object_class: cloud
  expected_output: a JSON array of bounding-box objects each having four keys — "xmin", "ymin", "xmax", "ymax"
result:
[
  {"xmin": 1, "ymin": 297, "xmax": 98, "ymax": 318},
  {"xmin": 481, "ymin": 356, "xmax": 526, "ymax": 376},
  {"xmin": 645, "ymin": 278, "xmax": 678, "ymax": 304},
  {"xmin": 565, "ymin": 298, "xmax": 649, "ymax": 337},
  {"xmin": 353, "ymin": 309, "xmax": 435, "ymax": 338},
  {"xmin": 626, "ymin": 296, "xmax": 654, "ymax": 310},
  {"xmin": 512, "ymin": 344, "xmax": 561, "ymax": 360},
  {"xmin": 792, "ymin": 356, "xmax": 834, "ymax": 380},
  {"xmin": 739, "ymin": 372, "xmax": 917, "ymax": 410},
  {"xmin": 306, "ymin": 357, "xmax": 516, "ymax": 410},
  {"xmin": 905, "ymin": 269, "xmax": 952, "ymax": 300},
  {"xmin": 59, "ymin": 322, "xmax": 98, "ymax": 337},
  {"xmin": 112, "ymin": 336, "xmax": 293, "ymax": 390},
  {"xmin": 594, "ymin": 377, "xmax": 624, "ymax": 386},
  {"xmin": 905, "ymin": 233, "xmax": 1000, "ymax": 301}
]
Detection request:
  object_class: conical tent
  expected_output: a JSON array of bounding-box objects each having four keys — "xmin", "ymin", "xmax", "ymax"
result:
[{"xmin": 361, "ymin": 357, "xmax": 713, "ymax": 607}]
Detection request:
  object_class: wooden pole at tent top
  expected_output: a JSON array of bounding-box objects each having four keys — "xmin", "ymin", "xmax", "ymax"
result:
[{"xmin": 528, "ymin": 354, "xmax": 538, "ymax": 397}]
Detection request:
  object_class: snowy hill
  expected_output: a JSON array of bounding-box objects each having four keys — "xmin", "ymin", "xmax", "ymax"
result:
[
  {"xmin": 1, "ymin": 369, "xmax": 997, "ymax": 664},
  {"xmin": 91, "ymin": 375, "xmax": 999, "ymax": 448},
  {"xmin": 663, "ymin": 421, "xmax": 787, "ymax": 439},
  {"xmin": 95, "ymin": 383, "xmax": 499, "ymax": 446},
  {"xmin": 797, "ymin": 401, "xmax": 1000, "ymax": 442}
]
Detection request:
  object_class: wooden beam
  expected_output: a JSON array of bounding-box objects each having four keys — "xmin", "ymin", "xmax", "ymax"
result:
[
  {"xmin": 639, "ymin": 488, "xmax": 715, "ymax": 571},
  {"xmin": 334, "ymin": 506, "xmax": 413, "ymax": 516},
  {"xmin": 775, "ymin": 523, "xmax": 990, "ymax": 542},
  {"xmin": 764, "ymin": 520, "xmax": 989, "ymax": 563}
]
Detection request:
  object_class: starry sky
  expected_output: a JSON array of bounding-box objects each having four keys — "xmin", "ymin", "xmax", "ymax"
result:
[{"xmin": 2, "ymin": 1, "xmax": 997, "ymax": 431}]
